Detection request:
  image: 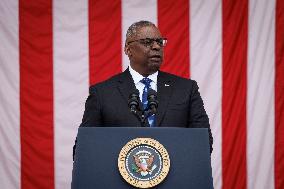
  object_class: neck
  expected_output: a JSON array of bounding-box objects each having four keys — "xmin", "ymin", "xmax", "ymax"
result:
[
  {"xmin": 129, "ymin": 64, "xmax": 158, "ymax": 78},
  {"xmin": 129, "ymin": 64, "xmax": 146, "ymax": 77}
]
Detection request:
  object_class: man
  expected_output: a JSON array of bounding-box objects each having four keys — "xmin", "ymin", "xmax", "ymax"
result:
[{"xmin": 79, "ymin": 20, "xmax": 213, "ymax": 153}]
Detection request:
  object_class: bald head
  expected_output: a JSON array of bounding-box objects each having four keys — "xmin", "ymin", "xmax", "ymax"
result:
[{"xmin": 125, "ymin": 20, "xmax": 156, "ymax": 43}]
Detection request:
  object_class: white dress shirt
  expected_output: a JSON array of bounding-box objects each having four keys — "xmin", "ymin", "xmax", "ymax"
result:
[{"xmin": 128, "ymin": 65, "xmax": 158, "ymax": 101}]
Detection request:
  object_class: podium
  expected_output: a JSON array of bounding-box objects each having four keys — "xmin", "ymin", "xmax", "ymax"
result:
[{"xmin": 72, "ymin": 127, "xmax": 213, "ymax": 189}]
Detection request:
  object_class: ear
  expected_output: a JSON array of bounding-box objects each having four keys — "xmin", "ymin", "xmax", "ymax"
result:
[{"xmin": 124, "ymin": 44, "xmax": 132, "ymax": 57}]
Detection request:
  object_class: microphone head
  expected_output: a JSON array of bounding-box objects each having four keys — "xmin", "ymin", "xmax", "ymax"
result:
[
  {"xmin": 147, "ymin": 88, "xmax": 157, "ymax": 97},
  {"xmin": 147, "ymin": 88, "xmax": 157, "ymax": 103},
  {"xmin": 128, "ymin": 89, "xmax": 139, "ymax": 102},
  {"xmin": 147, "ymin": 89, "xmax": 158, "ymax": 113},
  {"xmin": 128, "ymin": 89, "xmax": 140, "ymax": 111}
]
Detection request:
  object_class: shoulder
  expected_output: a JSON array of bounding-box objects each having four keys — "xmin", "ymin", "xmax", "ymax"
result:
[
  {"xmin": 159, "ymin": 71, "xmax": 198, "ymax": 88},
  {"xmin": 89, "ymin": 72, "xmax": 124, "ymax": 94}
]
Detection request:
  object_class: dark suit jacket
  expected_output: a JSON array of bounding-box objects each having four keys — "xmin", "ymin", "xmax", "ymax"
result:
[{"xmin": 79, "ymin": 69, "xmax": 213, "ymax": 153}]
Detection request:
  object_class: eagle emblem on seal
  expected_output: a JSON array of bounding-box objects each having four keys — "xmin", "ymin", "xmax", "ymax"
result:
[{"xmin": 132, "ymin": 151, "xmax": 157, "ymax": 176}]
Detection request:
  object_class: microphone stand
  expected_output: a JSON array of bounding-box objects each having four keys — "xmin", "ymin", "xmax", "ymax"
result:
[
  {"xmin": 128, "ymin": 89, "xmax": 158, "ymax": 127},
  {"xmin": 130, "ymin": 104, "xmax": 155, "ymax": 127},
  {"xmin": 130, "ymin": 108, "xmax": 146, "ymax": 127}
]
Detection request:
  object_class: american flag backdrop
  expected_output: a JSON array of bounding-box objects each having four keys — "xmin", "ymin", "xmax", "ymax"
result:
[{"xmin": 0, "ymin": 0, "xmax": 283, "ymax": 189}]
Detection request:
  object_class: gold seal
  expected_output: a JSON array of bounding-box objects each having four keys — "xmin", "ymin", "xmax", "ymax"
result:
[{"xmin": 118, "ymin": 138, "xmax": 170, "ymax": 188}]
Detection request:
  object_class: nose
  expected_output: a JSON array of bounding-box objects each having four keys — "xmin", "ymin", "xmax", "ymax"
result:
[{"xmin": 151, "ymin": 41, "xmax": 162, "ymax": 50}]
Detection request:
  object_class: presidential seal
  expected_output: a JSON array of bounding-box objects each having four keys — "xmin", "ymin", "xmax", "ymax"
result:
[{"xmin": 118, "ymin": 138, "xmax": 170, "ymax": 188}]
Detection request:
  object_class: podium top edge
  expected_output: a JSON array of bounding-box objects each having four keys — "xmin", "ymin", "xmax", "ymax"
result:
[{"xmin": 78, "ymin": 127, "xmax": 209, "ymax": 130}]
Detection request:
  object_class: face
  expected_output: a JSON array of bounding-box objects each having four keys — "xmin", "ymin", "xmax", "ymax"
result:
[{"xmin": 125, "ymin": 25, "xmax": 164, "ymax": 77}]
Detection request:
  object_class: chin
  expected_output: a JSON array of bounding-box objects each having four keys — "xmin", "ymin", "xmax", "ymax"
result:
[{"xmin": 148, "ymin": 62, "xmax": 161, "ymax": 73}]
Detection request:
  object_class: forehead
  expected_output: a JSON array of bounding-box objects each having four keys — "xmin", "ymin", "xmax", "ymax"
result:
[{"xmin": 135, "ymin": 26, "xmax": 162, "ymax": 39}]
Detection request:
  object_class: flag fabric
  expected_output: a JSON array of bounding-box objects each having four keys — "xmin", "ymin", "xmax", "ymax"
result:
[{"xmin": 0, "ymin": 0, "xmax": 283, "ymax": 189}]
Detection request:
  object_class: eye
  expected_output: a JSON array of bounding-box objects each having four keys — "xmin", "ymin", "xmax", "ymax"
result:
[
  {"xmin": 156, "ymin": 39, "xmax": 163, "ymax": 46},
  {"xmin": 141, "ymin": 39, "xmax": 153, "ymax": 46}
]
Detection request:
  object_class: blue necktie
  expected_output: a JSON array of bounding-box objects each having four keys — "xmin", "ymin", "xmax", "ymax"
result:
[{"xmin": 141, "ymin": 78, "xmax": 155, "ymax": 127}]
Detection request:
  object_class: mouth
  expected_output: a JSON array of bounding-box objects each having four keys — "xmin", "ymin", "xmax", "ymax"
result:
[{"xmin": 149, "ymin": 55, "xmax": 162, "ymax": 61}]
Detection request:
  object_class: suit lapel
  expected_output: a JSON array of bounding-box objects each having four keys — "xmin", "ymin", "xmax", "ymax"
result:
[
  {"xmin": 156, "ymin": 71, "xmax": 174, "ymax": 126},
  {"xmin": 117, "ymin": 68, "xmax": 148, "ymax": 126},
  {"xmin": 117, "ymin": 68, "xmax": 137, "ymax": 104}
]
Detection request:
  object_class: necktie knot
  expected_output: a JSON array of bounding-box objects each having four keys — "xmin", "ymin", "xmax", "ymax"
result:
[{"xmin": 141, "ymin": 77, "xmax": 152, "ymax": 88}]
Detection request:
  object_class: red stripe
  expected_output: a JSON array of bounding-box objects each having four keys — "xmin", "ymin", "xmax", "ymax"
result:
[
  {"xmin": 89, "ymin": 0, "xmax": 122, "ymax": 85},
  {"xmin": 275, "ymin": 0, "xmax": 284, "ymax": 188},
  {"xmin": 19, "ymin": 0, "xmax": 54, "ymax": 188},
  {"xmin": 157, "ymin": 0, "xmax": 190, "ymax": 78},
  {"xmin": 222, "ymin": 0, "xmax": 248, "ymax": 188}
]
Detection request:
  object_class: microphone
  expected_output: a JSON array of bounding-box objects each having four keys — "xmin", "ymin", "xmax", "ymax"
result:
[
  {"xmin": 128, "ymin": 89, "xmax": 158, "ymax": 127},
  {"xmin": 128, "ymin": 89, "xmax": 146, "ymax": 127},
  {"xmin": 128, "ymin": 89, "xmax": 140, "ymax": 113},
  {"xmin": 147, "ymin": 89, "xmax": 158, "ymax": 115}
]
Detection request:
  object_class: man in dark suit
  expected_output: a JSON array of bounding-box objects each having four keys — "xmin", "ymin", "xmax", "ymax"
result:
[{"xmin": 79, "ymin": 20, "xmax": 213, "ymax": 153}]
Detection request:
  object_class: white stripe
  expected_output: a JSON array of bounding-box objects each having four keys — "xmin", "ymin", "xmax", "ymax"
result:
[
  {"xmin": 190, "ymin": 0, "xmax": 222, "ymax": 188},
  {"xmin": 122, "ymin": 0, "xmax": 158, "ymax": 70},
  {"xmin": 247, "ymin": 0, "xmax": 275, "ymax": 188},
  {"xmin": 53, "ymin": 0, "xmax": 89, "ymax": 188},
  {"xmin": 0, "ymin": 0, "xmax": 20, "ymax": 188}
]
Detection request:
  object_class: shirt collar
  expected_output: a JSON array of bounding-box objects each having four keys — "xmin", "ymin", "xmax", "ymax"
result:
[{"xmin": 128, "ymin": 65, "xmax": 158, "ymax": 85}]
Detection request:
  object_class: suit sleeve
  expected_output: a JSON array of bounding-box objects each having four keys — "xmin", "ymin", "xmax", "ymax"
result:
[
  {"xmin": 188, "ymin": 80, "xmax": 213, "ymax": 154},
  {"xmin": 80, "ymin": 86, "xmax": 103, "ymax": 127},
  {"xmin": 73, "ymin": 86, "xmax": 103, "ymax": 160}
]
